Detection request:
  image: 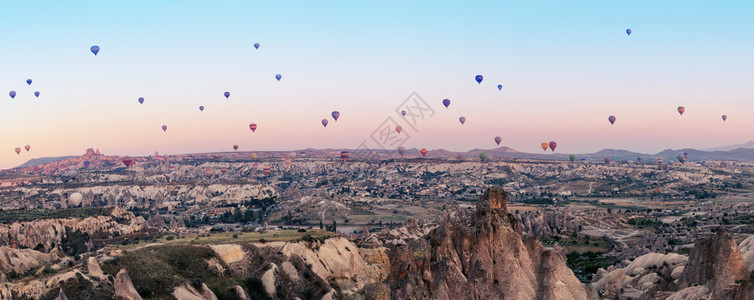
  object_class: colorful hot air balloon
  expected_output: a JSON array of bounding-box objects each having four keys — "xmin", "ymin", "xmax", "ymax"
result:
[
  {"xmin": 263, "ymin": 166, "xmax": 271, "ymax": 176},
  {"xmin": 677, "ymin": 154, "xmax": 686, "ymax": 164},
  {"xmin": 138, "ymin": 97, "xmax": 144, "ymax": 104},
  {"xmin": 249, "ymin": 123, "xmax": 257, "ymax": 132},
  {"xmin": 199, "ymin": 106, "xmax": 204, "ymax": 111},
  {"xmin": 9, "ymin": 91, "xmax": 16, "ymax": 99},
  {"xmin": 626, "ymin": 29, "xmax": 632, "ymax": 36},
  {"xmin": 26, "ymin": 79, "xmax": 32, "ymax": 85},
  {"xmin": 275, "ymin": 74, "xmax": 282, "ymax": 81},
  {"xmin": 479, "ymin": 153, "xmax": 488, "ymax": 162},
  {"xmin": 224, "ymin": 92, "xmax": 230, "ymax": 99},
  {"xmin": 332, "ymin": 111, "xmax": 340, "ymax": 121},
  {"xmin": 677, "ymin": 106, "xmax": 685, "ymax": 115},
  {"xmin": 608, "ymin": 115, "xmax": 616, "ymax": 125},
  {"xmin": 398, "ymin": 147, "xmax": 406, "ymax": 157},
  {"xmin": 604, "ymin": 157, "xmax": 611, "ymax": 164},
  {"xmin": 475, "ymin": 75, "xmax": 483, "ymax": 84},
  {"xmin": 321, "ymin": 119, "xmax": 328, "ymax": 127},
  {"xmin": 541, "ymin": 142, "xmax": 549, "ymax": 151},
  {"xmin": 251, "ymin": 153, "xmax": 257, "ymax": 159},
  {"xmin": 122, "ymin": 157, "xmax": 134, "ymax": 167},
  {"xmin": 442, "ymin": 99, "xmax": 450, "ymax": 108},
  {"xmin": 401, "ymin": 110, "xmax": 407, "ymax": 117},
  {"xmin": 420, "ymin": 148, "xmax": 428, "ymax": 157},
  {"xmin": 284, "ymin": 158, "xmax": 291, "ymax": 166},
  {"xmin": 340, "ymin": 151, "xmax": 350, "ymax": 162},
  {"xmin": 549, "ymin": 141, "xmax": 557, "ymax": 151},
  {"xmin": 396, "ymin": 126, "xmax": 402, "ymax": 134},
  {"xmin": 657, "ymin": 158, "xmax": 664, "ymax": 164},
  {"xmin": 254, "ymin": 43, "xmax": 260, "ymax": 49},
  {"xmin": 90, "ymin": 45, "xmax": 100, "ymax": 55},
  {"xmin": 162, "ymin": 125, "xmax": 167, "ymax": 132},
  {"xmin": 233, "ymin": 145, "xmax": 239, "ymax": 151},
  {"xmin": 494, "ymin": 136, "xmax": 502, "ymax": 145},
  {"xmin": 722, "ymin": 115, "xmax": 727, "ymax": 121},
  {"xmin": 459, "ymin": 117, "xmax": 466, "ymax": 125},
  {"xmin": 497, "ymin": 84, "xmax": 502, "ymax": 91},
  {"xmin": 569, "ymin": 154, "xmax": 576, "ymax": 162},
  {"xmin": 14, "ymin": 147, "xmax": 21, "ymax": 155},
  {"xmin": 24, "ymin": 145, "xmax": 30, "ymax": 152},
  {"xmin": 637, "ymin": 157, "xmax": 643, "ymax": 163},
  {"xmin": 683, "ymin": 152, "xmax": 689, "ymax": 160},
  {"xmin": 34, "ymin": 91, "xmax": 40, "ymax": 98}
]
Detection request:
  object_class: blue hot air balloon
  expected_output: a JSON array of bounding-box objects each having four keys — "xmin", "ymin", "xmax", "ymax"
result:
[
  {"xmin": 254, "ymin": 43, "xmax": 260, "ymax": 49},
  {"xmin": 224, "ymin": 91, "xmax": 230, "ymax": 99},
  {"xmin": 275, "ymin": 74, "xmax": 282, "ymax": 81},
  {"xmin": 475, "ymin": 75, "xmax": 483, "ymax": 84},
  {"xmin": 497, "ymin": 84, "xmax": 502, "ymax": 91},
  {"xmin": 90, "ymin": 45, "xmax": 100, "ymax": 55},
  {"xmin": 34, "ymin": 91, "xmax": 40, "ymax": 98},
  {"xmin": 401, "ymin": 110, "xmax": 406, "ymax": 117},
  {"xmin": 626, "ymin": 29, "xmax": 632, "ymax": 36},
  {"xmin": 442, "ymin": 99, "xmax": 450, "ymax": 108},
  {"xmin": 26, "ymin": 79, "xmax": 32, "ymax": 85},
  {"xmin": 199, "ymin": 106, "xmax": 204, "ymax": 111},
  {"xmin": 138, "ymin": 97, "xmax": 144, "ymax": 104},
  {"xmin": 9, "ymin": 91, "xmax": 16, "ymax": 99},
  {"xmin": 83, "ymin": 161, "xmax": 91, "ymax": 167}
]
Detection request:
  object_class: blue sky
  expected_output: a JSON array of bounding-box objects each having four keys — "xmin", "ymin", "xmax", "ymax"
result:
[{"xmin": 1, "ymin": 1, "xmax": 753, "ymax": 168}]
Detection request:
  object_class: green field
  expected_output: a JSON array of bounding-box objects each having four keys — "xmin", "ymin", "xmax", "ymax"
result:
[{"xmin": 0, "ymin": 207, "xmax": 110, "ymax": 223}]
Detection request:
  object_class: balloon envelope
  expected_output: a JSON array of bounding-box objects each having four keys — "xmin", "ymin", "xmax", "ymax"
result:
[
  {"xmin": 275, "ymin": 74, "xmax": 282, "ymax": 81},
  {"xmin": 396, "ymin": 126, "xmax": 402, "ymax": 134},
  {"xmin": 398, "ymin": 147, "xmax": 406, "ymax": 157},
  {"xmin": 494, "ymin": 136, "xmax": 502, "ymax": 145},
  {"xmin": 69, "ymin": 193, "xmax": 83, "ymax": 207},
  {"xmin": 459, "ymin": 117, "xmax": 466, "ymax": 125},
  {"xmin": 608, "ymin": 115, "xmax": 616, "ymax": 125},
  {"xmin": 479, "ymin": 153, "xmax": 488, "ymax": 162},
  {"xmin": 442, "ymin": 99, "xmax": 450, "ymax": 108},
  {"xmin": 722, "ymin": 115, "xmax": 727, "ymax": 121},
  {"xmin": 233, "ymin": 145, "xmax": 239, "ymax": 151},
  {"xmin": 199, "ymin": 106, "xmax": 204, "ymax": 111},
  {"xmin": 677, "ymin": 106, "xmax": 685, "ymax": 115},
  {"xmin": 254, "ymin": 43, "xmax": 260, "ymax": 49},
  {"xmin": 569, "ymin": 154, "xmax": 576, "ymax": 162},
  {"xmin": 90, "ymin": 45, "xmax": 100, "ymax": 55},
  {"xmin": 14, "ymin": 147, "xmax": 21, "ymax": 155},
  {"xmin": 249, "ymin": 123, "xmax": 257, "ymax": 132},
  {"xmin": 24, "ymin": 145, "xmax": 30, "ymax": 152},
  {"xmin": 497, "ymin": 84, "xmax": 502, "ymax": 90},
  {"xmin": 677, "ymin": 154, "xmax": 686, "ymax": 163},
  {"xmin": 26, "ymin": 79, "xmax": 32, "ymax": 85},
  {"xmin": 321, "ymin": 119, "xmax": 328, "ymax": 127},
  {"xmin": 541, "ymin": 142, "xmax": 549, "ymax": 151},
  {"xmin": 83, "ymin": 161, "xmax": 91, "ymax": 167},
  {"xmin": 626, "ymin": 29, "xmax": 632, "ymax": 35},
  {"xmin": 420, "ymin": 148, "xmax": 428, "ymax": 157},
  {"xmin": 549, "ymin": 141, "xmax": 557, "ymax": 151},
  {"xmin": 332, "ymin": 111, "xmax": 340, "ymax": 121},
  {"xmin": 162, "ymin": 125, "xmax": 167, "ymax": 132},
  {"xmin": 34, "ymin": 91, "xmax": 40, "ymax": 97},
  {"xmin": 604, "ymin": 157, "xmax": 611, "ymax": 164},
  {"xmin": 401, "ymin": 110, "xmax": 406, "ymax": 117},
  {"xmin": 9, "ymin": 91, "xmax": 16, "ymax": 99},
  {"xmin": 475, "ymin": 75, "xmax": 483, "ymax": 84},
  {"xmin": 224, "ymin": 92, "xmax": 230, "ymax": 99},
  {"xmin": 122, "ymin": 158, "xmax": 134, "ymax": 167},
  {"xmin": 138, "ymin": 97, "xmax": 144, "ymax": 104},
  {"xmin": 340, "ymin": 151, "xmax": 350, "ymax": 162}
]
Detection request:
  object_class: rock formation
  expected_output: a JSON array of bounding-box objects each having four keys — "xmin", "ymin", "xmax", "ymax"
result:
[{"xmin": 114, "ymin": 269, "xmax": 143, "ymax": 300}]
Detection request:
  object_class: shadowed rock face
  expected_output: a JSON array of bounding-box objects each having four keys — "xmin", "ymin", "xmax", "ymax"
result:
[{"xmin": 387, "ymin": 186, "xmax": 586, "ymax": 300}]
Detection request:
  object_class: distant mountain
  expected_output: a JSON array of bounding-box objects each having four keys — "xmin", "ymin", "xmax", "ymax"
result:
[
  {"xmin": 703, "ymin": 141, "xmax": 754, "ymax": 151},
  {"xmin": 15, "ymin": 156, "xmax": 75, "ymax": 168}
]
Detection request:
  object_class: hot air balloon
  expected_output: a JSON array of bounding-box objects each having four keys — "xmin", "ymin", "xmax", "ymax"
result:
[
  {"xmin": 199, "ymin": 106, "xmax": 204, "ymax": 111},
  {"xmin": 26, "ymin": 79, "xmax": 32, "ymax": 85},
  {"xmin": 541, "ymin": 142, "xmax": 549, "ymax": 151},
  {"xmin": 398, "ymin": 147, "xmax": 406, "ymax": 157},
  {"xmin": 475, "ymin": 75, "xmax": 483, "ymax": 84},
  {"xmin": 138, "ymin": 97, "xmax": 144, "ymax": 104},
  {"xmin": 420, "ymin": 148, "xmax": 428, "ymax": 157},
  {"xmin": 90, "ymin": 45, "xmax": 100, "ymax": 55},
  {"xmin": 442, "ymin": 99, "xmax": 450, "ymax": 108},
  {"xmin": 494, "ymin": 136, "xmax": 502, "ymax": 145},
  {"xmin": 677, "ymin": 106, "xmax": 685, "ymax": 115},
  {"xmin": 122, "ymin": 157, "xmax": 134, "ymax": 167},
  {"xmin": 34, "ymin": 91, "xmax": 40, "ymax": 98},
  {"xmin": 284, "ymin": 158, "xmax": 291, "ymax": 166},
  {"xmin": 459, "ymin": 117, "xmax": 466, "ymax": 125},
  {"xmin": 83, "ymin": 161, "xmax": 91, "ymax": 167},
  {"xmin": 162, "ymin": 125, "xmax": 167, "ymax": 132},
  {"xmin": 251, "ymin": 153, "xmax": 257, "ymax": 159},
  {"xmin": 224, "ymin": 92, "xmax": 230, "ymax": 99},
  {"xmin": 569, "ymin": 154, "xmax": 576, "ymax": 162},
  {"xmin": 220, "ymin": 168, "xmax": 228, "ymax": 174},
  {"xmin": 677, "ymin": 154, "xmax": 686, "ymax": 164},
  {"xmin": 637, "ymin": 157, "xmax": 643, "ymax": 163},
  {"xmin": 608, "ymin": 115, "xmax": 616, "ymax": 125},
  {"xmin": 497, "ymin": 84, "xmax": 502, "ymax": 91},
  {"xmin": 275, "ymin": 74, "xmax": 282, "ymax": 81},
  {"xmin": 396, "ymin": 126, "xmax": 402, "ymax": 134},
  {"xmin": 401, "ymin": 110, "xmax": 406, "ymax": 117},
  {"xmin": 657, "ymin": 158, "xmax": 664, "ymax": 164},
  {"xmin": 263, "ymin": 166, "xmax": 271, "ymax": 176},
  {"xmin": 249, "ymin": 123, "xmax": 257, "ymax": 132},
  {"xmin": 479, "ymin": 153, "xmax": 488, "ymax": 162},
  {"xmin": 254, "ymin": 43, "xmax": 260, "ymax": 49},
  {"xmin": 321, "ymin": 119, "xmax": 328, "ymax": 127},
  {"xmin": 722, "ymin": 115, "xmax": 727, "ymax": 121},
  {"xmin": 9, "ymin": 91, "xmax": 16, "ymax": 99},
  {"xmin": 14, "ymin": 147, "xmax": 21, "ymax": 155},
  {"xmin": 604, "ymin": 157, "xmax": 611, "ymax": 164},
  {"xmin": 626, "ymin": 29, "xmax": 632, "ymax": 35},
  {"xmin": 69, "ymin": 193, "xmax": 83, "ymax": 207},
  {"xmin": 549, "ymin": 141, "xmax": 557, "ymax": 151},
  {"xmin": 332, "ymin": 111, "xmax": 340, "ymax": 121},
  {"xmin": 24, "ymin": 145, "xmax": 30, "ymax": 152},
  {"xmin": 683, "ymin": 152, "xmax": 689, "ymax": 160},
  {"xmin": 233, "ymin": 145, "xmax": 239, "ymax": 151},
  {"xmin": 340, "ymin": 151, "xmax": 350, "ymax": 162}
]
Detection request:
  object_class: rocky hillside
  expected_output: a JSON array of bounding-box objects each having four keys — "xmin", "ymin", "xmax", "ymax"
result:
[{"xmin": 387, "ymin": 186, "xmax": 587, "ymax": 299}]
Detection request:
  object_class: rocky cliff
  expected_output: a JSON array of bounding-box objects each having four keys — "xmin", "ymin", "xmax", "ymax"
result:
[{"xmin": 387, "ymin": 186, "xmax": 587, "ymax": 299}]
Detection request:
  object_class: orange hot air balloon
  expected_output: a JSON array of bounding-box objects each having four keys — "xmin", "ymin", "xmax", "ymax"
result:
[
  {"xmin": 14, "ymin": 147, "xmax": 21, "ymax": 155},
  {"xmin": 677, "ymin": 106, "xmax": 685, "ymax": 115},
  {"xmin": 396, "ymin": 126, "xmax": 402, "ymax": 134},
  {"xmin": 161, "ymin": 125, "xmax": 167, "ymax": 132},
  {"xmin": 249, "ymin": 123, "xmax": 257, "ymax": 132},
  {"xmin": 398, "ymin": 147, "xmax": 406, "ymax": 157},
  {"xmin": 24, "ymin": 145, "xmax": 30, "ymax": 152},
  {"xmin": 540, "ymin": 142, "xmax": 548, "ymax": 151},
  {"xmin": 549, "ymin": 141, "xmax": 557, "ymax": 152},
  {"xmin": 284, "ymin": 158, "xmax": 291, "ymax": 166},
  {"xmin": 233, "ymin": 145, "xmax": 239, "ymax": 151},
  {"xmin": 251, "ymin": 153, "xmax": 257, "ymax": 159},
  {"xmin": 420, "ymin": 148, "xmax": 428, "ymax": 157}
]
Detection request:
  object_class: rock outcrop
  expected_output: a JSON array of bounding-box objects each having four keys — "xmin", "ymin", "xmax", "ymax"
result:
[
  {"xmin": 113, "ymin": 269, "xmax": 143, "ymax": 300},
  {"xmin": 172, "ymin": 282, "xmax": 218, "ymax": 300},
  {"xmin": 0, "ymin": 246, "xmax": 57, "ymax": 275},
  {"xmin": 675, "ymin": 230, "xmax": 749, "ymax": 299},
  {"xmin": 387, "ymin": 186, "xmax": 587, "ymax": 299}
]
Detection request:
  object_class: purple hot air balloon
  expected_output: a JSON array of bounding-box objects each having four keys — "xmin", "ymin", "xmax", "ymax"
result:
[
  {"xmin": 722, "ymin": 115, "xmax": 727, "ymax": 122},
  {"xmin": 459, "ymin": 117, "xmax": 466, "ymax": 125},
  {"xmin": 199, "ymin": 106, "xmax": 204, "ymax": 111},
  {"xmin": 90, "ymin": 45, "xmax": 100, "ymax": 55},
  {"xmin": 494, "ymin": 136, "xmax": 502, "ymax": 145},
  {"xmin": 26, "ymin": 79, "xmax": 32, "ymax": 85},
  {"xmin": 83, "ymin": 161, "xmax": 91, "ymax": 167},
  {"xmin": 162, "ymin": 125, "xmax": 168, "ymax": 132},
  {"xmin": 321, "ymin": 119, "xmax": 328, "ymax": 127},
  {"xmin": 401, "ymin": 110, "xmax": 406, "ymax": 117},
  {"xmin": 442, "ymin": 99, "xmax": 450, "ymax": 108},
  {"xmin": 138, "ymin": 97, "xmax": 144, "ymax": 104},
  {"xmin": 475, "ymin": 75, "xmax": 483, "ymax": 84},
  {"xmin": 254, "ymin": 43, "xmax": 260, "ymax": 49},
  {"xmin": 224, "ymin": 91, "xmax": 230, "ymax": 99},
  {"xmin": 608, "ymin": 115, "xmax": 616, "ymax": 125},
  {"xmin": 34, "ymin": 91, "xmax": 40, "ymax": 98},
  {"xmin": 9, "ymin": 91, "xmax": 16, "ymax": 99},
  {"xmin": 275, "ymin": 74, "xmax": 282, "ymax": 81},
  {"xmin": 626, "ymin": 29, "xmax": 632, "ymax": 36},
  {"xmin": 332, "ymin": 111, "xmax": 340, "ymax": 121}
]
